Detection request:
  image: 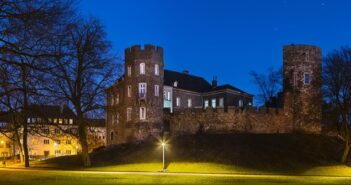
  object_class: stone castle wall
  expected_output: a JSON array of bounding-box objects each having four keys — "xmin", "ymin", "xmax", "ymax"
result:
[{"xmin": 165, "ymin": 107, "xmax": 297, "ymax": 135}]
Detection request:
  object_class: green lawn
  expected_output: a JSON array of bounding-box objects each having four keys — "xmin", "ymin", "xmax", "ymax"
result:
[{"xmin": 1, "ymin": 168, "xmax": 351, "ymax": 185}]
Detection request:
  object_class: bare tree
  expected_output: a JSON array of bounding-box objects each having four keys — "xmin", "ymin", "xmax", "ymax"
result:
[
  {"xmin": 0, "ymin": 0, "xmax": 74, "ymax": 167},
  {"xmin": 47, "ymin": 17, "xmax": 120, "ymax": 166},
  {"xmin": 250, "ymin": 67, "xmax": 282, "ymax": 106},
  {"xmin": 323, "ymin": 46, "xmax": 351, "ymax": 163}
]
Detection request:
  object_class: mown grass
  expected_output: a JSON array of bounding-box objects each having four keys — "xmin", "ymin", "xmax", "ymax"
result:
[{"xmin": 1, "ymin": 169, "xmax": 351, "ymax": 185}]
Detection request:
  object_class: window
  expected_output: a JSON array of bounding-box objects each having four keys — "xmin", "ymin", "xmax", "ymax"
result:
[
  {"xmin": 187, "ymin": 99, "xmax": 192, "ymax": 108},
  {"xmin": 173, "ymin": 81, "xmax": 178, "ymax": 87},
  {"xmin": 69, "ymin": 119, "xmax": 73, "ymax": 124},
  {"xmin": 55, "ymin": 150, "xmax": 61, "ymax": 155},
  {"xmin": 140, "ymin": 107, "xmax": 146, "ymax": 120},
  {"xmin": 293, "ymin": 72, "xmax": 297, "ymax": 87},
  {"xmin": 116, "ymin": 113, "xmax": 119, "ymax": 124},
  {"xmin": 176, "ymin": 97, "xmax": 180, "ymax": 107},
  {"xmin": 42, "ymin": 129, "xmax": 49, "ymax": 134},
  {"xmin": 115, "ymin": 93, "xmax": 119, "ymax": 104},
  {"xmin": 127, "ymin": 108, "xmax": 132, "ymax": 121},
  {"xmin": 140, "ymin": 63, "xmax": 145, "ymax": 74},
  {"xmin": 163, "ymin": 91, "xmax": 171, "ymax": 101},
  {"xmin": 127, "ymin": 85, "xmax": 132, "ymax": 97},
  {"xmin": 111, "ymin": 95, "xmax": 114, "ymax": 105},
  {"xmin": 112, "ymin": 113, "xmax": 119, "ymax": 125},
  {"xmin": 127, "ymin": 65, "xmax": 132, "ymax": 77},
  {"xmin": 238, "ymin": 99, "xmax": 244, "ymax": 107},
  {"xmin": 110, "ymin": 132, "xmax": 114, "ymax": 141},
  {"xmin": 139, "ymin": 83, "xmax": 147, "ymax": 98},
  {"xmin": 219, "ymin": 98, "xmax": 224, "ymax": 107},
  {"xmin": 54, "ymin": 129, "xmax": 60, "ymax": 134},
  {"xmin": 58, "ymin": 118, "xmax": 63, "ymax": 124},
  {"xmin": 66, "ymin": 150, "xmax": 71, "ymax": 155},
  {"xmin": 211, "ymin": 99, "xmax": 216, "ymax": 108},
  {"xmin": 155, "ymin": 64, "xmax": 159, "ymax": 76},
  {"xmin": 53, "ymin": 118, "xmax": 57, "ymax": 124},
  {"xmin": 204, "ymin": 100, "xmax": 209, "ymax": 109},
  {"xmin": 66, "ymin": 140, "xmax": 71, "ymax": 144},
  {"xmin": 44, "ymin": 139, "xmax": 50, "ymax": 145},
  {"xmin": 27, "ymin": 118, "xmax": 31, "ymax": 123},
  {"xmin": 304, "ymin": 73, "xmax": 311, "ymax": 85},
  {"xmin": 305, "ymin": 52, "xmax": 309, "ymax": 62},
  {"xmin": 154, "ymin": 85, "xmax": 159, "ymax": 96},
  {"xmin": 55, "ymin": 140, "xmax": 61, "ymax": 145}
]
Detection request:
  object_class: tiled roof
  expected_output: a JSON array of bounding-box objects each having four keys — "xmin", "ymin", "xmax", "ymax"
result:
[
  {"xmin": 209, "ymin": 84, "xmax": 252, "ymax": 96},
  {"xmin": 27, "ymin": 105, "xmax": 75, "ymax": 118},
  {"xmin": 164, "ymin": 70, "xmax": 211, "ymax": 92}
]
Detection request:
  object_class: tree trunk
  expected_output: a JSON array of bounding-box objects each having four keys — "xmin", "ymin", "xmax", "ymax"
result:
[
  {"xmin": 15, "ymin": 131, "xmax": 24, "ymax": 163},
  {"xmin": 340, "ymin": 118, "xmax": 350, "ymax": 163},
  {"xmin": 78, "ymin": 114, "xmax": 91, "ymax": 167},
  {"xmin": 21, "ymin": 65, "xmax": 30, "ymax": 167}
]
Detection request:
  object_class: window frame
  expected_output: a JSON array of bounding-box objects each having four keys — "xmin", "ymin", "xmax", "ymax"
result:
[{"xmin": 140, "ymin": 63, "xmax": 145, "ymax": 74}]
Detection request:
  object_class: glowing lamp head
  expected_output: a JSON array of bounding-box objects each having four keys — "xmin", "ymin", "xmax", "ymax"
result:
[{"xmin": 161, "ymin": 142, "xmax": 165, "ymax": 147}]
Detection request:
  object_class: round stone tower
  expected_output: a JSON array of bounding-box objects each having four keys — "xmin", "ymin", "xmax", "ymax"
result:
[
  {"xmin": 123, "ymin": 44, "xmax": 164, "ymax": 141},
  {"xmin": 283, "ymin": 45, "xmax": 322, "ymax": 133}
]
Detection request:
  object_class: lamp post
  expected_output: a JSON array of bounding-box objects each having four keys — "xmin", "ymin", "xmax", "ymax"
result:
[{"xmin": 161, "ymin": 141, "xmax": 166, "ymax": 171}]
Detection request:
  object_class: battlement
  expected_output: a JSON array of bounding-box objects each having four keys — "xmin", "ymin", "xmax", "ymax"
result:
[
  {"xmin": 125, "ymin": 44, "xmax": 163, "ymax": 56},
  {"xmin": 283, "ymin": 44, "xmax": 321, "ymax": 54}
]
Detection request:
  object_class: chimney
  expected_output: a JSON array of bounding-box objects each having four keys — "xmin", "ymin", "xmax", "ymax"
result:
[
  {"xmin": 182, "ymin": 70, "xmax": 189, "ymax": 75},
  {"xmin": 212, "ymin": 76, "xmax": 217, "ymax": 88}
]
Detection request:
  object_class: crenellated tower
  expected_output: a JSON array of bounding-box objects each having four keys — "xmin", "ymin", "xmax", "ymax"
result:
[
  {"xmin": 122, "ymin": 44, "xmax": 164, "ymax": 141},
  {"xmin": 283, "ymin": 45, "xmax": 322, "ymax": 133}
]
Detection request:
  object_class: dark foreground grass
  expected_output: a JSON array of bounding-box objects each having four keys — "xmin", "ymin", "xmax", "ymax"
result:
[{"xmin": 1, "ymin": 169, "xmax": 351, "ymax": 185}]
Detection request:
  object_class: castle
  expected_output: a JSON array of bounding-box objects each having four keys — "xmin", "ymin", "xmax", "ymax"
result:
[{"xmin": 106, "ymin": 44, "xmax": 322, "ymax": 145}]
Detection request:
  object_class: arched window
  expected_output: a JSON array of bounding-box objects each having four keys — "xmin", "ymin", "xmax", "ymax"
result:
[{"xmin": 140, "ymin": 63, "xmax": 145, "ymax": 74}]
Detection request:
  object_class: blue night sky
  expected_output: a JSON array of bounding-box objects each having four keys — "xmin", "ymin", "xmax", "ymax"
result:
[{"xmin": 81, "ymin": 0, "xmax": 351, "ymax": 102}]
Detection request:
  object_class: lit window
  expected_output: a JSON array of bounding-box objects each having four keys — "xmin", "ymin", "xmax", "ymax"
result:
[
  {"xmin": 27, "ymin": 118, "xmax": 31, "ymax": 123},
  {"xmin": 53, "ymin": 118, "xmax": 57, "ymax": 124},
  {"xmin": 55, "ymin": 140, "xmax": 61, "ymax": 145},
  {"xmin": 140, "ymin": 107, "xmax": 146, "ymax": 120},
  {"xmin": 127, "ymin": 108, "xmax": 132, "ymax": 121},
  {"xmin": 238, "ymin": 99, "xmax": 244, "ymax": 107},
  {"xmin": 155, "ymin": 64, "xmax": 159, "ymax": 76},
  {"xmin": 187, "ymin": 99, "xmax": 192, "ymax": 108},
  {"xmin": 115, "ymin": 93, "xmax": 119, "ymax": 104},
  {"xmin": 139, "ymin": 83, "xmax": 147, "ymax": 98},
  {"xmin": 173, "ymin": 81, "xmax": 178, "ymax": 87},
  {"xmin": 204, "ymin": 100, "xmax": 209, "ymax": 109},
  {"xmin": 127, "ymin": 85, "xmax": 132, "ymax": 97},
  {"xmin": 116, "ymin": 113, "xmax": 119, "ymax": 124},
  {"xmin": 167, "ymin": 92, "xmax": 171, "ymax": 100},
  {"xmin": 58, "ymin": 119, "xmax": 63, "ymax": 124},
  {"xmin": 69, "ymin": 119, "xmax": 73, "ymax": 124},
  {"xmin": 154, "ymin": 85, "xmax": 159, "ymax": 96},
  {"xmin": 219, "ymin": 98, "xmax": 224, "ymax": 107},
  {"xmin": 176, "ymin": 97, "xmax": 180, "ymax": 107},
  {"xmin": 211, "ymin": 99, "xmax": 216, "ymax": 108},
  {"xmin": 304, "ymin": 73, "xmax": 311, "ymax": 85},
  {"xmin": 140, "ymin": 63, "xmax": 145, "ymax": 74},
  {"xmin": 127, "ymin": 65, "xmax": 132, "ymax": 77}
]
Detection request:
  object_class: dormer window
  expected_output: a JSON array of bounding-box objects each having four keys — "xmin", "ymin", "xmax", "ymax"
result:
[
  {"xmin": 140, "ymin": 63, "xmax": 145, "ymax": 74},
  {"xmin": 173, "ymin": 81, "xmax": 178, "ymax": 87}
]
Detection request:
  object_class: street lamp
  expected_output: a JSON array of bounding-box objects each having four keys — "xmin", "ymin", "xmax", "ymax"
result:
[{"xmin": 161, "ymin": 141, "xmax": 166, "ymax": 171}]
